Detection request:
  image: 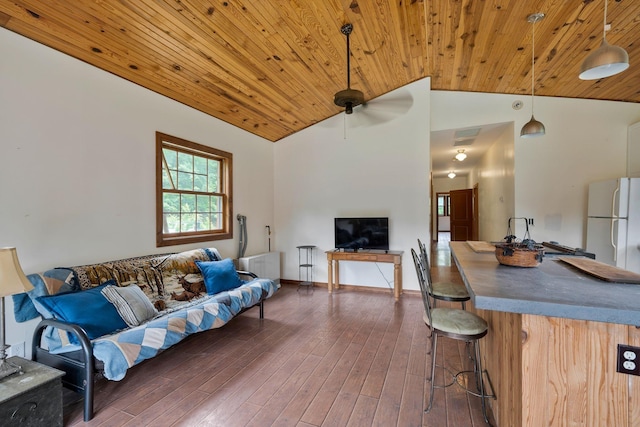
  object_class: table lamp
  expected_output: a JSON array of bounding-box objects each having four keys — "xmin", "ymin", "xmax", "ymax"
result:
[{"xmin": 0, "ymin": 247, "xmax": 34, "ymax": 379}]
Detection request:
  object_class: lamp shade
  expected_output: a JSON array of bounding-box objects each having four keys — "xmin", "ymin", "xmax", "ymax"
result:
[
  {"xmin": 448, "ymin": 172, "xmax": 456, "ymax": 179},
  {"xmin": 0, "ymin": 248, "xmax": 33, "ymax": 297},
  {"xmin": 520, "ymin": 115, "xmax": 546, "ymax": 138},
  {"xmin": 579, "ymin": 38, "xmax": 629, "ymax": 80}
]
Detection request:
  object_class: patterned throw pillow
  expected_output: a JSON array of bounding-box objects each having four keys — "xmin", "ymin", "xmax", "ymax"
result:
[
  {"xmin": 101, "ymin": 284, "xmax": 158, "ymax": 327},
  {"xmin": 35, "ymin": 282, "xmax": 128, "ymax": 340}
]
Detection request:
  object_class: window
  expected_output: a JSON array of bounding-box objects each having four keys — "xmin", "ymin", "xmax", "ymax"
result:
[
  {"xmin": 437, "ymin": 193, "xmax": 451, "ymax": 217},
  {"xmin": 156, "ymin": 132, "xmax": 233, "ymax": 247}
]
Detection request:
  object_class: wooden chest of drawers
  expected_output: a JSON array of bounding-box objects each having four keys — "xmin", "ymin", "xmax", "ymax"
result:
[{"xmin": 0, "ymin": 357, "xmax": 64, "ymax": 426}]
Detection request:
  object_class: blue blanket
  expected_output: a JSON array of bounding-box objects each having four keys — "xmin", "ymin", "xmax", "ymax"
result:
[{"xmin": 92, "ymin": 278, "xmax": 277, "ymax": 380}]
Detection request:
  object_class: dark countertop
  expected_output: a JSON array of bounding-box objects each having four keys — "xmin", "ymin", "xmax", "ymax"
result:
[{"xmin": 450, "ymin": 241, "xmax": 640, "ymax": 326}]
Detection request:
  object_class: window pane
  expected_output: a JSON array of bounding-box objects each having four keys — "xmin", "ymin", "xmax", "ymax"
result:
[
  {"xmin": 180, "ymin": 213, "xmax": 196, "ymax": 232},
  {"xmin": 211, "ymin": 213, "xmax": 221, "ymax": 229},
  {"xmin": 181, "ymin": 194, "xmax": 196, "ymax": 213},
  {"xmin": 193, "ymin": 174, "xmax": 207, "ymax": 192},
  {"xmin": 177, "ymin": 171, "xmax": 193, "ymax": 191},
  {"xmin": 163, "ymin": 193, "xmax": 180, "ymax": 213},
  {"xmin": 163, "ymin": 148, "xmax": 177, "ymax": 170},
  {"xmin": 163, "ymin": 213, "xmax": 180, "ymax": 233},
  {"xmin": 177, "ymin": 152, "xmax": 193, "ymax": 172},
  {"xmin": 194, "ymin": 156, "xmax": 207, "ymax": 175},
  {"xmin": 162, "ymin": 169, "xmax": 175, "ymax": 190},
  {"xmin": 196, "ymin": 213, "xmax": 210, "ymax": 231},
  {"xmin": 208, "ymin": 159, "xmax": 220, "ymax": 192},
  {"xmin": 196, "ymin": 195, "xmax": 210, "ymax": 213},
  {"xmin": 211, "ymin": 196, "xmax": 222, "ymax": 212}
]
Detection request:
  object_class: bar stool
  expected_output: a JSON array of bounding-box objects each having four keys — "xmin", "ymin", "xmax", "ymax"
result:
[
  {"xmin": 411, "ymin": 248, "xmax": 493, "ymax": 425},
  {"xmin": 417, "ymin": 239, "xmax": 470, "ymax": 309}
]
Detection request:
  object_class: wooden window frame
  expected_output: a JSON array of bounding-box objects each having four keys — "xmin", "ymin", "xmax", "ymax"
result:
[{"xmin": 156, "ymin": 132, "xmax": 233, "ymax": 247}]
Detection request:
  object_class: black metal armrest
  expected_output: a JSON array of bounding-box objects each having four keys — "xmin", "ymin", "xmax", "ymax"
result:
[
  {"xmin": 237, "ymin": 270, "xmax": 258, "ymax": 279},
  {"xmin": 32, "ymin": 318, "xmax": 93, "ymax": 358},
  {"xmin": 32, "ymin": 318, "xmax": 96, "ymax": 421}
]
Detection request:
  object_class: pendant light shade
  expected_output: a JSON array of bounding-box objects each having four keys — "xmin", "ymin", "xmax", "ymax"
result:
[
  {"xmin": 448, "ymin": 171, "xmax": 456, "ymax": 179},
  {"xmin": 520, "ymin": 116, "xmax": 546, "ymax": 138},
  {"xmin": 521, "ymin": 13, "xmax": 545, "ymax": 139},
  {"xmin": 579, "ymin": 0, "xmax": 629, "ymax": 80}
]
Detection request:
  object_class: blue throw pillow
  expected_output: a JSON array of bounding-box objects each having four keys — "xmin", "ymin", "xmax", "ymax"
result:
[
  {"xmin": 35, "ymin": 282, "xmax": 128, "ymax": 340},
  {"xmin": 195, "ymin": 258, "xmax": 242, "ymax": 295}
]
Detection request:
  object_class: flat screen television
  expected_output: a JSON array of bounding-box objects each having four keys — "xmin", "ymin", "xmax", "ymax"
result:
[{"xmin": 334, "ymin": 217, "xmax": 389, "ymax": 250}]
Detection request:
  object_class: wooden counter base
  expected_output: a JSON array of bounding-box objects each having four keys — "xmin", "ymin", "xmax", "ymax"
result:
[
  {"xmin": 326, "ymin": 250, "xmax": 403, "ymax": 300},
  {"xmin": 450, "ymin": 242, "xmax": 640, "ymax": 427}
]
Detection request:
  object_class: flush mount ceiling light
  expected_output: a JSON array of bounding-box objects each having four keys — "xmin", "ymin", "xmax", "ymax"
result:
[
  {"xmin": 448, "ymin": 171, "xmax": 456, "ymax": 179},
  {"xmin": 454, "ymin": 149, "xmax": 467, "ymax": 161},
  {"xmin": 521, "ymin": 13, "xmax": 546, "ymax": 139},
  {"xmin": 579, "ymin": 0, "xmax": 629, "ymax": 80}
]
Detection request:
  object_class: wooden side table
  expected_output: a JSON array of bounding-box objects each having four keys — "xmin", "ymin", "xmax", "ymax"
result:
[
  {"xmin": 0, "ymin": 356, "xmax": 64, "ymax": 426},
  {"xmin": 326, "ymin": 250, "xmax": 403, "ymax": 300}
]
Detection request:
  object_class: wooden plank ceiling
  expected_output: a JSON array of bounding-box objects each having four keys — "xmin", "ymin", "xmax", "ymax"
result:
[{"xmin": 1, "ymin": 1, "xmax": 639, "ymax": 142}]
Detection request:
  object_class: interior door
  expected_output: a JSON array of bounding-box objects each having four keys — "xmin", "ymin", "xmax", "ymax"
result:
[
  {"xmin": 450, "ymin": 189, "xmax": 473, "ymax": 241},
  {"xmin": 472, "ymin": 184, "xmax": 479, "ymax": 241}
]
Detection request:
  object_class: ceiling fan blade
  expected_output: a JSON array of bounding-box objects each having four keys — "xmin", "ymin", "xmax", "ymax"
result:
[
  {"xmin": 361, "ymin": 90, "xmax": 413, "ymax": 115},
  {"xmin": 348, "ymin": 108, "xmax": 394, "ymax": 128}
]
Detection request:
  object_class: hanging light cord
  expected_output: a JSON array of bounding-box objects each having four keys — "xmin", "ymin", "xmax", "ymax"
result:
[
  {"xmin": 530, "ymin": 17, "xmax": 536, "ymax": 115},
  {"xmin": 602, "ymin": 0, "xmax": 608, "ymax": 40}
]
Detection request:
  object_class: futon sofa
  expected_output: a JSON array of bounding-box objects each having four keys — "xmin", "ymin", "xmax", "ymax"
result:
[{"xmin": 13, "ymin": 248, "xmax": 279, "ymax": 421}]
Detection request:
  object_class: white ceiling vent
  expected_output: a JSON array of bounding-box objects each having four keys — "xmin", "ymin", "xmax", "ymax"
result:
[{"xmin": 453, "ymin": 127, "xmax": 481, "ymax": 146}]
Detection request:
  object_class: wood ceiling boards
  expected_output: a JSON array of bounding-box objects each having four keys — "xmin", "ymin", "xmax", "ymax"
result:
[{"xmin": 1, "ymin": 1, "xmax": 639, "ymax": 142}]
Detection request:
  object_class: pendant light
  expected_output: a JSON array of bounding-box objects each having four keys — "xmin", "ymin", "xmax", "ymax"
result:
[
  {"xmin": 521, "ymin": 13, "xmax": 546, "ymax": 138},
  {"xmin": 579, "ymin": 0, "xmax": 629, "ymax": 80},
  {"xmin": 448, "ymin": 171, "xmax": 456, "ymax": 179}
]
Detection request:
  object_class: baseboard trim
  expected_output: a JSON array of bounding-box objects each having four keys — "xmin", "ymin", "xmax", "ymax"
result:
[{"xmin": 279, "ymin": 280, "xmax": 420, "ymax": 297}]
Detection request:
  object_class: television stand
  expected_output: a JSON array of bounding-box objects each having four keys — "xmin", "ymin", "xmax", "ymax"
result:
[{"xmin": 326, "ymin": 250, "xmax": 403, "ymax": 300}]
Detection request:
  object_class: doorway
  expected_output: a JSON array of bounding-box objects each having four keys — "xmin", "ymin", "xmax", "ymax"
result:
[{"xmin": 436, "ymin": 192, "xmax": 451, "ymax": 242}]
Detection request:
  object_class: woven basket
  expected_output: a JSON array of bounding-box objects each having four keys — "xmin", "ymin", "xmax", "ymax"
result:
[{"xmin": 494, "ymin": 244, "xmax": 543, "ymax": 268}]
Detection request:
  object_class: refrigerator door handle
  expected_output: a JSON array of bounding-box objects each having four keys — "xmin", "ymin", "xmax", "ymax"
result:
[
  {"xmin": 611, "ymin": 184, "xmax": 620, "ymax": 218},
  {"xmin": 611, "ymin": 218, "xmax": 618, "ymax": 262}
]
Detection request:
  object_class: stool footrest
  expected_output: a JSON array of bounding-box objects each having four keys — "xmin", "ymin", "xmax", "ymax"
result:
[
  {"xmin": 428, "ymin": 364, "xmax": 457, "ymax": 389},
  {"xmin": 454, "ymin": 369, "xmax": 496, "ymax": 400}
]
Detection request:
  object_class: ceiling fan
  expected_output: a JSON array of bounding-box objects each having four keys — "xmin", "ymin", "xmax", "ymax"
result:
[
  {"xmin": 332, "ymin": 23, "xmax": 413, "ymax": 126},
  {"xmin": 334, "ymin": 23, "xmax": 364, "ymax": 115}
]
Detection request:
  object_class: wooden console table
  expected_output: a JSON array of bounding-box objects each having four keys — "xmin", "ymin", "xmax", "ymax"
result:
[{"xmin": 326, "ymin": 250, "xmax": 403, "ymax": 300}]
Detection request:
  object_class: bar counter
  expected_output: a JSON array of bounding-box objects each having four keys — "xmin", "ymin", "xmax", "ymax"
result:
[
  {"xmin": 450, "ymin": 241, "xmax": 640, "ymax": 325},
  {"xmin": 449, "ymin": 241, "xmax": 640, "ymax": 427}
]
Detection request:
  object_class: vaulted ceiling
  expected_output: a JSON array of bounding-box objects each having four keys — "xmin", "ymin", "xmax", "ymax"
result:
[{"xmin": 1, "ymin": 1, "xmax": 639, "ymax": 142}]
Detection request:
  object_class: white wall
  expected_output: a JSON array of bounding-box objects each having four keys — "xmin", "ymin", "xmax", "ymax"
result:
[
  {"xmin": 431, "ymin": 91, "xmax": 640, "ymax": 247},
  {"xmin": 274, "ymin": 79, "xmax": 431, "ymax": 291},
  {"xmin": 472, "ymin": 123, "xmax": 515, "ymax": 241},
  {"xmin": 0, "ymin": 28, "xmax": 274, "ymax": 354}
]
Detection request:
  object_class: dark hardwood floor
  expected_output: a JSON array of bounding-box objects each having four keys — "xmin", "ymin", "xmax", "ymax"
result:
[{"xmin": 64, "ymin": 237, "xmax": 492, "ymax": 426}]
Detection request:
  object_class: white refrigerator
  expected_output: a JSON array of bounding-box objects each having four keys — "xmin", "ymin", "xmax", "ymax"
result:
[{"xmin": 586, "ymin": 177, "xmax": 640, "ymax": 273}]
